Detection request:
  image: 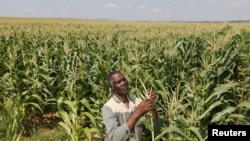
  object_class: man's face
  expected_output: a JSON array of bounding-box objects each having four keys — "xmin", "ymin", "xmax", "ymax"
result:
[{"xmin": 110, "ymin": 72, "xmax": 129, "ymax": 96}]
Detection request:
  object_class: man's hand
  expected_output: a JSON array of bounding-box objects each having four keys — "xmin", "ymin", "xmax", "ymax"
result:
[
  {"xmin": 126, "ymin": 98, "xmax": 154, "ymax": 131},
  {"xmin": 134, "ymin": 99, "xmax": 154, "ymax": 117},
  {"xmin": 126, "ymin": 90, "xmax": 158, "ymax": 131},
  {"xmin": 146, "ymin": 89, "xmax": 158, "ymax": 119},
  {"xmin": 146, "ymin": 89, "xmax": 157, "ymax": 104}
]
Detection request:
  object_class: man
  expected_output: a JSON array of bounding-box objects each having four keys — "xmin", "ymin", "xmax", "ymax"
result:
[{"xmin": 102, "ymin": 70, "xmax": 161, "ymax": 141}]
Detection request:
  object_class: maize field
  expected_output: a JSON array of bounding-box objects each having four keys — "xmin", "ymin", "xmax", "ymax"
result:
[{"xmin": 0, "ymin": 17, "xmax": 250, "ymax": 141}]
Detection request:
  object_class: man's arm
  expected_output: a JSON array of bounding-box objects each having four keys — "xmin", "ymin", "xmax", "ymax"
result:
[
  {"xmin": 102, "ymin": 99, "xmax": 155, "ymax": 140},
  {"xmin": 126, "ymin": 99, "xmax": 156, "ymax": 131},
  {"xmin": 102, "ymin": 106, "xmax": 132, "ymax": 141}
]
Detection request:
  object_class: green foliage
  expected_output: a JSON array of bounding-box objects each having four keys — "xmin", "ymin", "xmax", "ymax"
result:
[
  {"xmin": 0, "ymin": 18, "xmax": 250, "ymax": 140},
  {"xmin": 57, "ymin": 97, "xmax": 98, "ymax": 141}
]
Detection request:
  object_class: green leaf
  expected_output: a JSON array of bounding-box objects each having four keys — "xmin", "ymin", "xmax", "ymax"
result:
[
  {"xmin": 228, "ymin": 113, "xmax": 248, "ymax": 123},
  {"xmin": 58, "ymin": 122, "xmax": 71, "ymax": 135},
  {"xmin": 237, "ymin": 101, "xmax": 250, "ymax": 109},
  {"xmin": 140, "ymin": 116, "xmax": 153, "ymax": 131},
  {"xmin": 83, "ymin": 127, "xmax": 91, "ymax": 140},
  {"xmin": 24, "ymin": 102, "xmax": 43, "ymax": 113},
  {"xmin": 211, "ymin": 106, "xmax": 235, "ymax": 123},
  {"xmin": 64, "ymin": 100, "xmax": 78, "ymax": 114},
  {"xmin": 57, "ymin": 97, "xmax": 64, "ymax": 110},
  {"xmin": 188, "ymin": 126, "xmax": 204, "ymax": 141},
  {"xmin": 80, "ymin": 98, "xmax": 92, "ymax": 111},
  {"xmin": 84, "ymin": 112, "xmax": 97, "ymax": 127},
  {"xmin": 155, "ymin": 125, "xmax": 189, "ymax": 141},
  {"xmin": 198, "ymin": 101, "xmax": 222, "ymax": 120},
  {"xmin": 177, "ymin": 115, "xmax": 189, "ymax": 127},
  {"xmin": 155, "ymin": 80, "xmax": 168, "ymax": 101},
  {"xmin": 61, "ymin": 111, "xmax": 71, "ymax": 123},
  {"xmin": 205, "ymin": 82, "xmax": 237, "ymax": 104}
]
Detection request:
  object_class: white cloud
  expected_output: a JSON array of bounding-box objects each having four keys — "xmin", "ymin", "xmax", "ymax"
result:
[
  {"xmin": 61, "ymin": 7, "xmax": 70, "ymax": 11},
  {"xmin": 138, "ymin": 5, "xmax": 146, "ymax": 9},
  {"xmin": 227, "ymin": 0, "xmax": 250, "ymax": 7},
  {"xmin": 103, "ymin": 3, "xmax": 119, "ymax": 8},
  {"xmin": 40, "ymin": 8, "xmax": 46, "ymax": 11},
  {"xmin": 165, "ymin": 9, "xmax": 171, "ymax": 14},
  {"xmin": 185, "ymin": 5, "xmax": 198, "ymax": 8},
  {"xmin": 22, "ymin": 8, "xmax": 34, "ymax": 12},
  {"xmin": 162, "ymin": 8, "xmax": 172, "ymax": 14},
  {"xmin": 126, "ymin": 4, "xmax": 131, "ymax": 8},
  {"xmin": 152, "ymin": 8, "xmax": 160, "ymax": 13},
  {"xmin": 229, "ymin": 2, "xmax": 242, "ymax": 6}
]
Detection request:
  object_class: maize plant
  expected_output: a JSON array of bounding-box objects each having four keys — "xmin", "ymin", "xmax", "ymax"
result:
[{"xmin": 0, "ymin": 17, "xmax": 250, "ymax": 140}]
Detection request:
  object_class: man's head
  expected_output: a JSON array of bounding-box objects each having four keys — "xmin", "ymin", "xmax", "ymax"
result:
[{"xmin": 106, "ymin": 70, "xmax": 129, "ymax": 96}]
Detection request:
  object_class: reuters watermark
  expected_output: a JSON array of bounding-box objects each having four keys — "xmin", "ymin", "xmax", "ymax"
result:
[{"xmin": 208, "ymin": 125, "xmax": 249, "ymax": 140}]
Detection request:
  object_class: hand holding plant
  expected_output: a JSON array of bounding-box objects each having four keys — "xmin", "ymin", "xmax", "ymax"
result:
[
  {"xmin": 137, "ymin": 79, "xmax": 159, "ymax": 141},
  {"xmin": 134, "ymin": 99, "xmax": 155, "ymax": 116},
  {"xmin": 145, "ymin": 89, "xmax": 157, "ymax": 105}
]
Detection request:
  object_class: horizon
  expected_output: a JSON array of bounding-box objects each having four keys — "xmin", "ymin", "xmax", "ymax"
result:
[
  {"xmin": 1, "ymin": 16, "xmax": 249, "ymax": 23},
  {"xmin": 0, "ymin": 0, "xmax": 250, "ymax": 22}
]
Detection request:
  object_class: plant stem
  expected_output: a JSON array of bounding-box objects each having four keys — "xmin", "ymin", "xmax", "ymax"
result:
[{"xmin": 151, "ymin": 117, "xmax": 155, "ymax": 141}]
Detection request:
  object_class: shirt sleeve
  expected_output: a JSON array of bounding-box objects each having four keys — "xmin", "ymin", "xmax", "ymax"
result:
[{"xmin": 102, "ymin": 105, "xmax": 133, "ymax": 141}]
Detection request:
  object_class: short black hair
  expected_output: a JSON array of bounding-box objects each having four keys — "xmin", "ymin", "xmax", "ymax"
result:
[{"xmin": 106, "ymin": 70, "xmax": 121, "ymax": 87}]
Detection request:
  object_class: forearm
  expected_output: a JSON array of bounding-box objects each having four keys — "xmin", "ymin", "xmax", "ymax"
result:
[
  {"xmin": 109, "ymin": 123, "xmax": 132, "ymax": 140},
  {"xmin": 126, "ymin": 107, "xmax": 158, "ymax": 131},
  {"xmin": 126, "ymin": 111, "xmax": 141, "ymax": 131},
  {"xmin": 103, "ymin": 106, "xmax": 132, "ymax": 140}
]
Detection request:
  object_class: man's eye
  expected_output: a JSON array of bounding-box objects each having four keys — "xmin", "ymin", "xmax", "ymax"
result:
[{"xmin": 115, "ymin": 81, "xmax": 121, "ymax": 84}]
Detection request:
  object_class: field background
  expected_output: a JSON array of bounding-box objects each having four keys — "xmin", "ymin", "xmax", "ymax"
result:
[{"xmin": 0, "ymin": 17, "xmax": 250, "ymax": 141}]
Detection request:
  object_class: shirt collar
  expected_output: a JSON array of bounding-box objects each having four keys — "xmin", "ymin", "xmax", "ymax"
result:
[{"xmin": 112, "ymin": 94, "xmax": 135, "ymax": 103}]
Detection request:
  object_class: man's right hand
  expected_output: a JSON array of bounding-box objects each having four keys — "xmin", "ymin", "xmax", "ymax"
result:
[
  {"xmin": 134, "ymin": 99, "xmax": 154, "ymax": 117},
  {"xmin": 126, "ymin": 99, "xmax": 154, "ymax": 131}
]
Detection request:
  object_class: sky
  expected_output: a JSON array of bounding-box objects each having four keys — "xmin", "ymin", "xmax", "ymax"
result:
[{"xmin": 0, "ymin": 0, "xmax": 249, "ymax": 22}]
